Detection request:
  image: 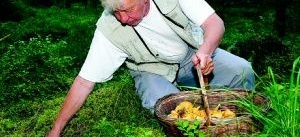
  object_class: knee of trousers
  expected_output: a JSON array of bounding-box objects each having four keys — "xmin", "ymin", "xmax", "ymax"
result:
[
  {"xmin": 138, "ymin": 84, "xmax": 179, "ymax": 112},
  {"xmin": 232, "ymin": 62, "xmax": 255, "ymax": 90},
  {"xmin": 132, "ymin": 71, "xmax": 180, "ymax": 111}
]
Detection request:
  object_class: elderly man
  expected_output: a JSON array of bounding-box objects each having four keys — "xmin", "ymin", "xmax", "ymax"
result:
[{"xmin": 48, "ymin": 0, "xmax": 254, "ymax": 136}]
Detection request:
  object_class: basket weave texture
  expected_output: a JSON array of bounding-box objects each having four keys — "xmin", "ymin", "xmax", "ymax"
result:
[{"xmin": 154, "ymin": 89, "xmax": 269, "ymax": 137}]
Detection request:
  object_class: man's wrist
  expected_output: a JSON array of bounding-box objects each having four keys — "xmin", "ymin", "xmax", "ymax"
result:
[
  {"xmin": 196, "ymin": 50, "xmax": 211, "ymax": 57},
  {"xmin": 51, "ymin": 123, "xmax": 64, "ymax": 135}
]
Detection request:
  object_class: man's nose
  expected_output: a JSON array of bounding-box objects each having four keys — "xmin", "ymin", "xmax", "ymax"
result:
[{"xmin": 117, "ymin": 12, "xmax": 129, "ymax": 24}]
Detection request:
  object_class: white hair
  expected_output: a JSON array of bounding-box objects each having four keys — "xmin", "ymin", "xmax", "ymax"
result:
[
  {"xmin": 100, "ymin": 0, "xmax": 143, "ymax": 11},
  {"xmin": 100, "ymin": 0, "xmax": 123, "ymax": 11}
]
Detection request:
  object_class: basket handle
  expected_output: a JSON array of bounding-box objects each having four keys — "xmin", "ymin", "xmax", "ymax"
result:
[{"xmin": 196, "ymin": 64, "xmax": 213, "ymax": 126}]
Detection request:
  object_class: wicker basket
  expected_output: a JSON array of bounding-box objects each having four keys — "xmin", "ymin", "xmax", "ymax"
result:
[{"xmin": 154, "ymin": 89, "xmax": 269, "ymax": 137}]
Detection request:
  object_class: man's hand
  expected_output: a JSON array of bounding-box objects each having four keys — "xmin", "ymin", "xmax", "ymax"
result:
[
  {"xmin": 47, "ymin": 76, "xmax": 95, "ymax": 137},
  {"xmin": 192, "ymin": 51, "xmax": 214, "ymax": 75}
]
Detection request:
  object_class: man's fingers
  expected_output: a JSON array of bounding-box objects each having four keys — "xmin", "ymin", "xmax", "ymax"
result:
[
  {"xmin": 192, "ymin": 53, "xmax": 214, "ymax": 75},
  {"xmin": 202, "ymin": 61, "xmax": 214, "ymax": 75},
  {"xmin": 192, "ymin": 54, "xmax": 199, "ymax": 66},
  {"xmin": 200, "ymin": 58, "xmax": 207, "ymax": 69},
  {"xmin": 203, "ymin": 66, "xmax": 214, "ymax": 75}
]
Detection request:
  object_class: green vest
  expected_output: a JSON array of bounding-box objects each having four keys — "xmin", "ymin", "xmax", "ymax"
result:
[{"xmin": 97, "ymin": 0, "xmax": 203, "ymax": 82}]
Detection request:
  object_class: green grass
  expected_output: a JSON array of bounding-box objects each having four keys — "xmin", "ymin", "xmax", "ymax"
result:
[
  {"xmin": 236, "ymin": 57, "xmax": 300, "ymax": 136},
  {"xmin": 0, "ymin": 68, "xmax": 166, "ymax": 137}
]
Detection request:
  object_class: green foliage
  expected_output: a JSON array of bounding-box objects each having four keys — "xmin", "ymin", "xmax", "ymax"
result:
[
  {"xmin": 48, "ymin": 70, "xmax": 164, "ymax": 137},
  {"xmin": 0, "ymin": 96, "xmax": 64, "ymax": 136},
  {"xmin": 1, "ymin": 6, "xmax": 100, "ymax": 55},
  {"xmin": 23, "ymin": 0, "xmax": 101, "ymax": 8},
  {"xmin": 236, "ymin": 57, "xmax": 300, "ymax": 137},
  {"xmin": 176, "ymin": 120, "xmax": 205, "ymax": 137},
  {"xmin": 0, "ymin": 5, "xmax": 100, "ymax": 105},
  {"xmin": 0, "ymin": 35, "xmax": 75, "ymax": 105},
  {"xmin": 90, "ymin": 118, "xmax": 162, "ymax": 137},
  {"xmin": 221, "ymin": 8, "xmax": 275, "ymax": 48},
  {"xmin": 220, "ymin": 7, "xmax": 299, "ymax": 82},
  {"xmin": 0, "ymin": 0, "xmax": 35, "ymax": 22},
  {"xmin": 229, "ymin": 36, "xmax": 295, "ymax": 78}
]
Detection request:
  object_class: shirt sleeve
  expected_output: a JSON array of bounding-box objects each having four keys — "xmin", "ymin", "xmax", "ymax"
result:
[
  {"xmin": 179, "ymin": 0, "xmax": 215, "ymax": 26},
  {"xmin": 79, "ymin": 28, "xmax": 128, "ymax": 83}
]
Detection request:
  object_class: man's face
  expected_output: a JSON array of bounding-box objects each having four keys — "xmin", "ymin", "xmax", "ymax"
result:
[{"xmin": 114, "ymin": 0, "xmax": 150, "ymax": 26}]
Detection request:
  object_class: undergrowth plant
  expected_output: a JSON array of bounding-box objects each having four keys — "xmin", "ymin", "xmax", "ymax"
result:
[
  {"xmin": 236, "ymin": 57, "xmax": 300, "ymax": 136},
  {"xmin": 176, "ymin": 120, "xmax": 205, "ymax": 137}
]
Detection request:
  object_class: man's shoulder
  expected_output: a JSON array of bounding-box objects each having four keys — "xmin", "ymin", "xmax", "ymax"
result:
[
  {"xmin": 97, "ymin": 10, "xmax": 117, "ymax": 24},
  {"xmin": 153, "ymin": 0, "xmax": 178, "ymax": 14},
  {"xmin": 96, "ymin": 10, "xmax": 121, "ymax": 30}
]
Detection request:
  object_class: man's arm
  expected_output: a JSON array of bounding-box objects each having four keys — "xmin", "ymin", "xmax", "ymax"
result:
[
  {"xmin": 47, "ymin": 75, "xmax": 95, "ymax": 137},
  {"xmin": 192, "ymin": 13, "xmax": 225, "ymax": 75}
]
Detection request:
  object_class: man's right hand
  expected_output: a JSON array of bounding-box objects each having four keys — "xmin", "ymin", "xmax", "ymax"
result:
[
  {"xmin": 47, "ymin": 76, "xmax": 95, "ymax": 137},
  {"xmin": 192, "ymin": 52, "xmax": 214, "ymax": 75}
]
